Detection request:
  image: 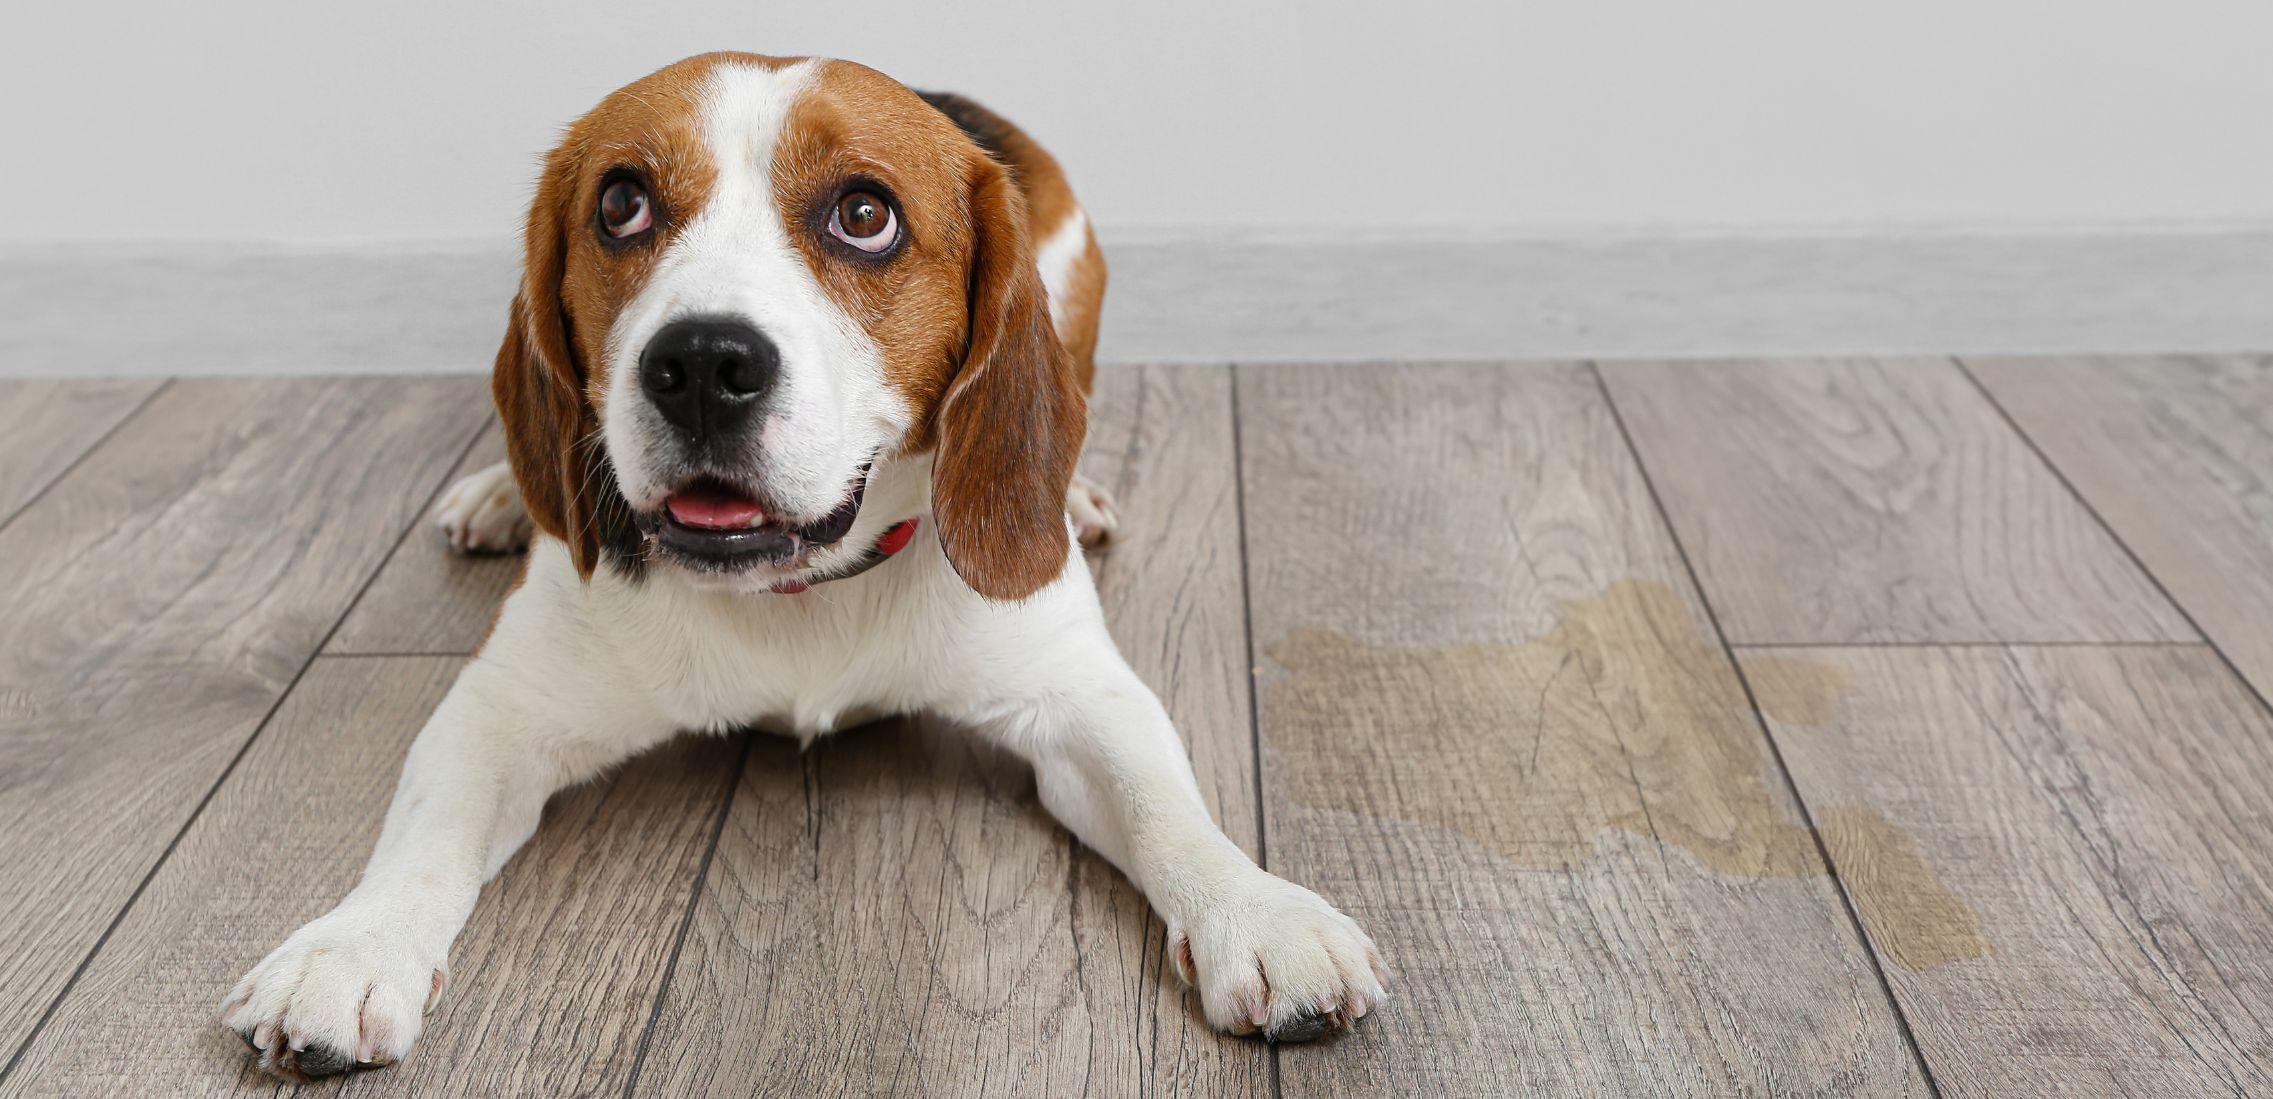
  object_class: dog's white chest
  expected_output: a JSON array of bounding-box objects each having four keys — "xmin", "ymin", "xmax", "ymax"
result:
[
  {"xmin": 596, "ymin": 551, "xmax": 967, "ymax": 739},
  {"xmin": 495, "ymin": 533, "xmax": 1098, "ymax": 748}
]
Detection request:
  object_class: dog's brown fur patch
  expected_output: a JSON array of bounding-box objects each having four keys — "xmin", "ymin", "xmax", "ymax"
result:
[{"xmin": 493, "ymin": 53, "xmax": 759, "ymax": 576}]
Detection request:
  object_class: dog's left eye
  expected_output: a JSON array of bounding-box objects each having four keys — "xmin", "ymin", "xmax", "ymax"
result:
[
  {"xmin": 600, "ymin": 178, "xmax": 653, "ymax": 239},
  {"xmin": 828, "ymin": 191, "xmax": 898, "ymax": 253}
]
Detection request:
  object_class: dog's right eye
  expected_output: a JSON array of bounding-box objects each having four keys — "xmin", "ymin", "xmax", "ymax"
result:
[
  {"xmin": 828, "ymin": 190, "xmax": 899, "ymax": 254},
  {"xmin": 599, "ymin": 178, "xmax": 653, "ymax": 240}
]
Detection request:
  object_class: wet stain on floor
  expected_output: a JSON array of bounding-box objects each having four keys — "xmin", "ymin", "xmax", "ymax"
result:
[
  {"xmin": 1263, "ymin": 578, "xmax": 1987, "ymax": 970},
  {"xmin": 1745, "ymin": 655, "xmax": 1991, "ymax": 970},
  {"xmin": 1815, "ymin": 806, "xmax": 1990, "ymax": 970},
  {"xmin": 1742, "ymin": 656, "xmax": 1851, "ymax": 727}
]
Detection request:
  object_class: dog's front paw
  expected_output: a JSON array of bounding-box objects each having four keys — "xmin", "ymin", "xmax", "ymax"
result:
[
  {"xmin": 435, "ymin": 460, "xmax": 531, "ymax": 554},
  {"xmin": 219, "ymin": 910, "xmax": 446, "ymax": 1080},
  {"xmin": 1169, "ymin": 871, "xmax": 1389, "ymax": 1042},
  {"xmin": 1067, "ymin": 474, "xmax": 1121, "ymax": 549}
]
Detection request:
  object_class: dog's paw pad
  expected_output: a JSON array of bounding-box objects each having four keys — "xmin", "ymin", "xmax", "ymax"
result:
[
  {"xmin": 1266, "ymin": 1006, "xmax": 1340, "ymax": 1043},
  {"xmin": 287, "ymin": 1042, "xmax": 355, "ymax": 1078}
]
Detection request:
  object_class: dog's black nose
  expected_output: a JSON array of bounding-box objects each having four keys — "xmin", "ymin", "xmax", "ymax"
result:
[{"xmin": 640, "ymin": 317, "xmax": 779, "ymax": 438}]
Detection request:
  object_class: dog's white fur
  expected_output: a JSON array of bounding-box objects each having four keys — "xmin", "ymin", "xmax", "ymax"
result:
[{"xmin": 225, "ymin": 60, "xmax": 1382, "ymax": 1074}]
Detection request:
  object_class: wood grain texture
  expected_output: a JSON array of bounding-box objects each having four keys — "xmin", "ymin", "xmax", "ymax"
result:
[
  {"xmin": 0, "ymin": 377, "xmax": 163, "ymax": 521},
  {"xmin": 1238, "ymin": 362, "xmax": 1927, "ymax": 1097},
  {"xmin": 1968, "ymin": 354, "xmax": 2273, "ymax": 704},
  {"xmin": 1600, "ymin": 357, "xmax": 2190, "ymax": 644},
  {"xmin": 1, "ymin": 656, "xmax": 742, "ymax": 1097},
  {"xmin": 633, "ymin": 364, "xmax": 1269, "ymax": 1098},
  {"xmin": 1743, "ymin": 644, "xmax": 2273, "ymax": 1097},
  {"xmin": 0, "ymin": 376, "xmax": 485, "ymax": 1061},
  {"xmin": 327, "ymin": 421, "xmax": 522, "ymax": 656}
]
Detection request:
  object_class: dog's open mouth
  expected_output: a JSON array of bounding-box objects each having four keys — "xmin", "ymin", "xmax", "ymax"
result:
[{"xmin": 640, "ymin": 466, "xmax": 867, "ymax": 571}]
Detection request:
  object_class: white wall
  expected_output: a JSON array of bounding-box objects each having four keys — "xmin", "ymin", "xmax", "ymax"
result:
[{"xmin": 6, "ymin": 0, "xmax": 2271, "ymax": 245}]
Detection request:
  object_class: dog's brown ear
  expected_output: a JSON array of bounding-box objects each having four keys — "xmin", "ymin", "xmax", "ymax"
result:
[
  {"xmin": 932, "ymin": 157, "xmax": 1087, "ymax": 601},
  {"xmin": 492, "ymin": 145, "xmax": 617, "ymax": 578}
]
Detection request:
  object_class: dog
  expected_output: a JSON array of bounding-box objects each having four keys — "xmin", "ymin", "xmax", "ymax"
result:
[{"xmin": 221, "ymin": 52, "xmax": 1387, "ymax": 1081}]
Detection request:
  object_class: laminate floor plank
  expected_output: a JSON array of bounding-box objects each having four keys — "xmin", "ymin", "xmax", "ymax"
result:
[
  {"xmin": 0, "ymin": 377, "xmax": 163, "ymax": 522},
  {"xmin": 1239, "ymin": 361, "xmax": 1927, "ymax": 1097},
  {"xmin": 0, "ymin": 376, "xmax": 486, "ymax": 1062},
  {"xmin": 1969, "ymin": 354, "xmax": 2273, "ymax": 706},
  {"xmin": 327, "ymin": 421, "xmax": 521, "ymax": 656},
  {"xmin": 1600, "ymin": 357, "xmax": 2190, "ymax": 644},
  {"xmin": 1743, "ymin": 644, "xmax": 2273, "ymax": 1097}
]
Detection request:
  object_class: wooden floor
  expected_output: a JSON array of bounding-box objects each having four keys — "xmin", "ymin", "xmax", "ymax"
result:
[{"xmin": 2, "ymin": 357, "xmax": 2271, "ymax": 1097}]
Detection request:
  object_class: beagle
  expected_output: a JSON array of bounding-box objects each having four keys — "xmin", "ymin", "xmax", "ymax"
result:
[{"xmin": 221, "ymin": 53, "xmax": 1386, "ymax": 1081}]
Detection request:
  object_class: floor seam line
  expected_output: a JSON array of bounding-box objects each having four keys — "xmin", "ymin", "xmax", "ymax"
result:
[
  {"xmin": 0, "ymin": 410, "xmax": 485, "ymax": 1087},
  {"xmin": 0, "ymin": 377, "xmax": 173, "ymax": 536},
  {"xmin": 1590, "ymin": 360, "xmax": 1950, "ymax": 1099},
  {"xmin": 1226, "ymin": 363, "xmax": 1283, "ymax": 1099},
  {"xmin": 315, "ymin": 420, "xmax": 491, "ymax": 657},
  {"xmin": 621, "ymin": 732, "xmax": 754, "ymax": 1099},
  {"xmin": 1953, "ymin": 355, "xmax": 2273, "ymax": 722},
  {"xmin": 1227, "ymin": 364, "xmax": 1269, "ymax": 868}
]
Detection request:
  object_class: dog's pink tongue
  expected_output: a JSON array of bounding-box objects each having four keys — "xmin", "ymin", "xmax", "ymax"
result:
[{"xmin": 666, "ymin": 485, "xmax": 764, "ymax": 530}]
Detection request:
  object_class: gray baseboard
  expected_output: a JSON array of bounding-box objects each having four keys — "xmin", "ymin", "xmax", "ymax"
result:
[{"xmin": 4, "ymin": 230, "xmax": 2268, "ymax": 378}]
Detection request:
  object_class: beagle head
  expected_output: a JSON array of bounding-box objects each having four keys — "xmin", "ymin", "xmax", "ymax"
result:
[{"xmin": 495, "ymin": 53, "xmax": 1083, "ymax": 600}]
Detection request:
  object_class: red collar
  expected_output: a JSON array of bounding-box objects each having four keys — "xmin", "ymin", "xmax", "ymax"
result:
[{"xmin": 768, "ymin": 517, "xmax": 921, "ymax": 594}]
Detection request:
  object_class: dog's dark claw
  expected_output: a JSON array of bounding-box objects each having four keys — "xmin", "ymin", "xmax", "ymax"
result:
[
  {"xmin": 292, "ymin": 1042, "xmax": 354, "ymax": 1077},
  {"xmin": 1265, "ymin": 1010, "xmax": 1337, "ymax": 1043},
  {"xmin": 235, "ymin": 1029, "xmax": 260, "ymax": 1052}
]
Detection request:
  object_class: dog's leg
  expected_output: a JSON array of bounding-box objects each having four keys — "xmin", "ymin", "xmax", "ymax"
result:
[
  {"xmin": 220, "ymin": 573, "xmax": 667, "ymax": 1079},
  {"xmin": 985, "ymin": 647, "xmax": 1389, "ymax": 1042},
  {"xmin": 435, "ymin": 460, "xmax": 531, "ymax": 554}
]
